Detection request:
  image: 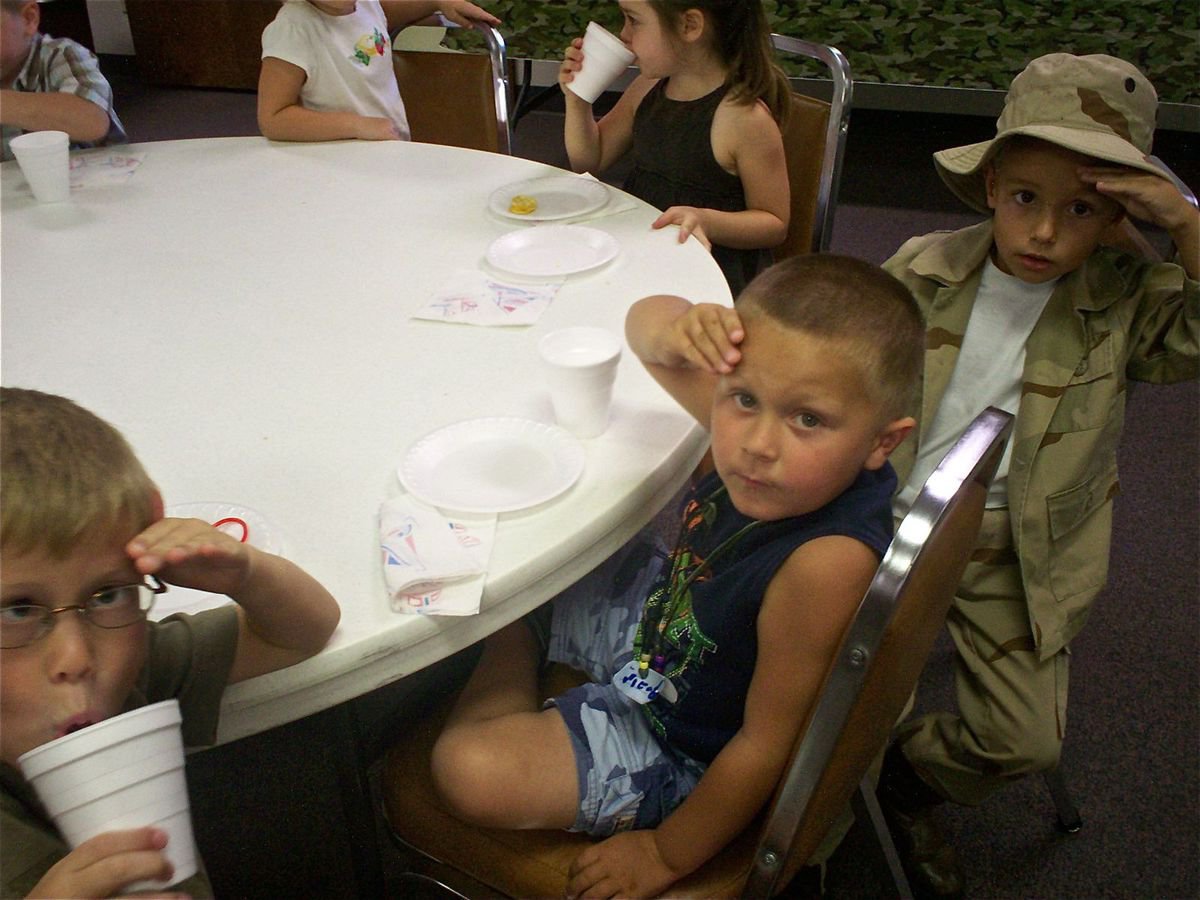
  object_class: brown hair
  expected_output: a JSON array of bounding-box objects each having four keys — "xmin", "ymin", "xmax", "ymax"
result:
[
  {"xmin": 1, "ymin": 388, "xmax": 159, "ymax": 558},
  {"xmin": 738, "ymin": 254, "xmax": 925, "ymax": 421},
  {"xmin": 0, "ymin": 1, "xmax": 34, "ymax": 16},
  {"xmin": 647, "ymin": 0, "xmax": 791, "ymax": 125}
]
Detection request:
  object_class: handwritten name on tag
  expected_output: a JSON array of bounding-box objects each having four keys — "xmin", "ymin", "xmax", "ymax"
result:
[{"xmin": 612, "ymin": 660, "xmax": 677, "ymax": 705}]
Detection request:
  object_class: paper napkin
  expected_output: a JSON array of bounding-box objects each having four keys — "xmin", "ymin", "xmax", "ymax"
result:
[
  {"xmin": 379, "ymin": 495, "xmax": 496, "ymax": 615},
  {"xmin": 411, "ymin": 270, "xmax": 561, "ymax": 326},
  {"xmin": 69, "ymin": 151, "xmax": 146, "ymax": 189}
]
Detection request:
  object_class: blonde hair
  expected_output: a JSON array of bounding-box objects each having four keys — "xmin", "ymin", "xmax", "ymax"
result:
[
  {"xmin": 1, "ymin": 388, "xmax": 158, "ymax": 558},
  {"xmin": 738, "ymin": 255, "xmax": 925, "ymax": 422}
]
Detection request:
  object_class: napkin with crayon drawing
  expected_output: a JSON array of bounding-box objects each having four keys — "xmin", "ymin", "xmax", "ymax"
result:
[
  {"xmin": 411, "ymin": 270, "xmax": 561, "ymax": 326},
  {"xmin": 70, "ymin": 150, "xmax": 145, "ymax": 189},
  {"xmin": 379, "ymin": 495, "xmax": 496, "ymax": 615}
]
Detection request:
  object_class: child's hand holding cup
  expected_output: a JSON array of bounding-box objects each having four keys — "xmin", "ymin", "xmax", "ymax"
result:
[
  {"xmin": 17, "ymin": 700, "xmax": 198, "ymax": 891},
  {"xmin": 566, "ymin": 22, "xmax": 635, "ymax": 104}
]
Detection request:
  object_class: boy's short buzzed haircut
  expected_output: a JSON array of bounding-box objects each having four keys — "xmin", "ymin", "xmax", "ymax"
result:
[
  {"xmin": 1, "ymin": 387, "xmax": 159, "ymax": 558},
  {"xmin": 739, "ymin": 254, "xmax": 924, "ymax": 422}
]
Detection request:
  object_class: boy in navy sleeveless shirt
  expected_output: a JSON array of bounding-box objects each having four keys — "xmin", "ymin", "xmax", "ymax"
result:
[{"xmin": 430, "ymin": 255, "xmax": 925, "ymax": 897}]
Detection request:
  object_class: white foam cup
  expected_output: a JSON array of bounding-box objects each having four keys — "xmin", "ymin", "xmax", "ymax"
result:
[
  {"xmin": 539, "ymin": 326, "xmax": 622, "ymax": 438},
  {"xmin": 567, "ymin": 22, "xmax": 635, "ymax": 104},
  {"xmin": 9, "ymin": 130, "xmax": 70, "ymax": 203},
  {"xmin": 18, "ymin": 700, "xmax": 198, "ymax": 890}
]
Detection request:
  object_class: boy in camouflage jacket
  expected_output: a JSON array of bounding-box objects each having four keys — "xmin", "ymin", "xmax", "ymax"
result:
[{"xmin": 879, "ymin": 52, "xmax": 1198, "ymax": 896}]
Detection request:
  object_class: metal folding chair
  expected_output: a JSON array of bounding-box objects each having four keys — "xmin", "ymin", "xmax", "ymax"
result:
[
  {"xmin": 770, "ymin": 36, "xmax": 853, "ymax": 256},
  {"xmin": 391, "ymin": 20, "xmax": 511, "ymax": 154}
]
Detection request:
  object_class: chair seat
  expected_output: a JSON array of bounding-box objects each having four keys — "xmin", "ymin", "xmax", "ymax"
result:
[{"xmin": 380, "ymin": 665, "xmax": 760, "ymax": 898}]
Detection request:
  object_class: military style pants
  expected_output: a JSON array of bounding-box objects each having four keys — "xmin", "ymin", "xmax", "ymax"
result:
[{"xmin": 895, "ymin": 507, "xmax": 1070, "ymax": 806}]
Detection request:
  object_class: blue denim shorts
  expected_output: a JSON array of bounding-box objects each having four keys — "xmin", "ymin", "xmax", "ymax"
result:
[{"xmin": 544, "ymin": 535, "xmax": 706, "ymax": 836}]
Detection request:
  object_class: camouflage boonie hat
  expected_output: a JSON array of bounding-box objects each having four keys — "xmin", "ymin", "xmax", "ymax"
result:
[{"xmin": 934, "ymin": 53, "xmax": 1164, "ymax": 213}]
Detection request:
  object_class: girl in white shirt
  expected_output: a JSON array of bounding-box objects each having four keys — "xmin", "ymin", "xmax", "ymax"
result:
[{"xmin": 257, "ymin": 0, "xmax": 497, "ymax": 143}]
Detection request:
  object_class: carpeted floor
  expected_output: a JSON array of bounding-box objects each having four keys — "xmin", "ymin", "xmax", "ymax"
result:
[{"xmin": 100, "ymin": 71, "xmax": 1200, "ymax": 899}]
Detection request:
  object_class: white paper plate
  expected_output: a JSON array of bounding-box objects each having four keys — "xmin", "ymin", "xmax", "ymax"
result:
[
  {"xmin": 148, "ymin": 502, "xmax": 284, "ymax": 620},
  {"xmin": 488, "ymin": 175, "xmax": 611, "ymax": 222},
  {"xmin": 398, "ymin": 417, "xmax": 585, "ymax": 514},
  {"xmin": 486, "ymin": 225, "xmax": 618, "ymax": 279}
]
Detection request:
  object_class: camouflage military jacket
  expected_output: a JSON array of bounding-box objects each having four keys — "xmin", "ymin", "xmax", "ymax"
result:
[{"xmin": 884, "ymin": 220, "xmax": 1198, "ymax": 658}]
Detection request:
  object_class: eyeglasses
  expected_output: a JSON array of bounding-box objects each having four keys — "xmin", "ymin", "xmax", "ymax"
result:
[{"xmin": 0, "ymin": 577, "xmax": 166, "ymax": 649}]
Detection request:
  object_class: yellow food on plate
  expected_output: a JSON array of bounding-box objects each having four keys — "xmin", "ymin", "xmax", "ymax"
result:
[{"xmin": 508, "ymin": 194, "xmax": 538, "ymax": 215}]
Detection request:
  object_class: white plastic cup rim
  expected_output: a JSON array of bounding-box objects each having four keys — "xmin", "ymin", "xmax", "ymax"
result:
[
  {"xmin": 584, "ymin": 21, "xmax": 634, "ymax": 60},
  {"xmin": 20, "ymin": 736, "xmax": 162, "ymax": 790},
  {"xmin": 538, "ymin": 326, "xmax": 622, "ymax": 370},
  {"xmin": 568, "ymin": 23, "xmax": 635, "ymax": 103},
  {"xmin": 9, "ymin": 130, "xmax": 68, "ymax": 154},
  {"xmin": 18, "ymin": 700, "xmax": 183, "ymax": 780},
  {"xmin": 20, "ymin": 726, "xmax": 182, "ymax": 789}
]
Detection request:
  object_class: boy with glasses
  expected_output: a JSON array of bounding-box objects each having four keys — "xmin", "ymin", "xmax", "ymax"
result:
[{"xmin": 0, "ymin": 387, "xmax": 340, "ymax": 898}]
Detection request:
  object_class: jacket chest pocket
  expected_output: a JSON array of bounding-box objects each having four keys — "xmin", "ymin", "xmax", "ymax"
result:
[{"xmin": 1043, "ymin": 329, "xmax": 1122, "ymax": 434}]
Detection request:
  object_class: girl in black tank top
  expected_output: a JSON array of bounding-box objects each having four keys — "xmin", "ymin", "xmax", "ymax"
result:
[{"xmin": 558, "ymin": 1, "xmax": 791, "ymax": 298}]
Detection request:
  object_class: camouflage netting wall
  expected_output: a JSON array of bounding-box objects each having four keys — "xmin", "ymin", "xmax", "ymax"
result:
[{"xmin": 477, "ymin": 1, "xmax": 1197, "ymax": 106}]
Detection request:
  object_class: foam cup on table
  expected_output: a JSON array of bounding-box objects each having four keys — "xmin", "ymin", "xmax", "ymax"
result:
[
  {"xmin": 538, "ymin": 326, "xmax": 622, "ymax": 438},
  {"xmin": 9, "ymin": 130, "xmax": 70, "ymax": 203}
]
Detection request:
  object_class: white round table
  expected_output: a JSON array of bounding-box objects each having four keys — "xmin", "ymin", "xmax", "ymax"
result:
[{"xmin": 0, "ymin": 137, "xmax": 731, "ymax": 743}]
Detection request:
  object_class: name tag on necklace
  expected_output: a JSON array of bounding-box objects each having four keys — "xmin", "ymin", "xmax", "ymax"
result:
[{"xmin": 613, "ymin": 660, "xmax": 678, "ymax": 704}]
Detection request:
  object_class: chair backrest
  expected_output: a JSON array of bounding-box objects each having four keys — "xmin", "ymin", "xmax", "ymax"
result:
[
  {"xmin": 391, "ymin": 21, "xmax": 512, "ymax": 154},
  {"xmin": 770, "ymin": 36, "xmax": 852, "ymax": 258},
  {"xmin": 742, "ymin": 407, "xmax": 1014, "ymax": 896}
]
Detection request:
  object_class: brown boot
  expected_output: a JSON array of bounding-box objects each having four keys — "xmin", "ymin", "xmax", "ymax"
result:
[{"xmin": 878, "ymin": 743, "xmax": 965, "ymax": 898}]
